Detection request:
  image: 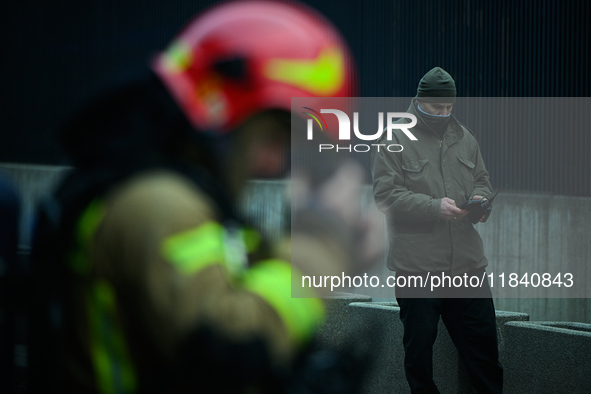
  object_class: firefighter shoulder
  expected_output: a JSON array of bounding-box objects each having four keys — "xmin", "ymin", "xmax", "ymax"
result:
[{"xmin": 74, "ymin": 166, "xmax": 351, "ymax": 389}]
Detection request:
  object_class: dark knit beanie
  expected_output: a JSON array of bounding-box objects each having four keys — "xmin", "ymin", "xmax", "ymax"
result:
[{"xmin": 415, "ymin": 67, "xmax": 456, "ymax": 103}]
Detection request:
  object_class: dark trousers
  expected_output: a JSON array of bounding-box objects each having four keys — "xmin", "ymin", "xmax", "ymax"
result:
[{"xmin": 395, "ymin": 295, "xmax": 503, "ymax": 393}]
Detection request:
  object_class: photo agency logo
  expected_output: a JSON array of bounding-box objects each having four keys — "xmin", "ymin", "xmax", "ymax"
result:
[{"xmin": 302, "ymin": 106, "xmax": 418, "ymax": 153}]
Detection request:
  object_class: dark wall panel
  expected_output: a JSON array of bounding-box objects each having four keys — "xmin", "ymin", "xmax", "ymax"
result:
[
  {"xmin": 1, "ymin": 0, "xmax": 589, "ymax": 195},
  {"xmin": 1, "ymin": 0, "xmax": 392, "ymax": 165},
  {"xmin": 389, "ymin": 0, "xmax": 590, "ymax": 195}
]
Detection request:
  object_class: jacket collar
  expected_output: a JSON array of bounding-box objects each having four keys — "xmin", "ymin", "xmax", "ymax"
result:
[{"xmin": 407, "ymin": 98, "xmax": 464, "ymax": 141}]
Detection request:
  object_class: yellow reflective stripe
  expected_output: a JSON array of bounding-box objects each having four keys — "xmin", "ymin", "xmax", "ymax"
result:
[
  {"xmin": 240, "ymin": 259, "xmax": 325, "ymax": 345},
  {"xmin": 87, "ymin": 280, "xmax": 137, "ymax": 394},
  {"xmin": 264, "ymin": 47, "xmax": 344, "ymax": 95},
  {"xmin": 162, "ymin": 222, "xmax": 262, "ymax": 277},
  {"xmin": 161, "ymin": 221, "xmax": 226, "ymax": 275},
  {"xmin": 240, "ymin": 227, "xmax": 261, "ymax": 253},
  {"xmin": 69, "ymin": 199, "xmax": 137, "ymax": 393},
  {"xmin": 162, "ymin": 40, "xmax": 193, "ymax": 73},
  {"xmin": 69, "ymin": 199, "xmax": 107, "ymax": 276}
]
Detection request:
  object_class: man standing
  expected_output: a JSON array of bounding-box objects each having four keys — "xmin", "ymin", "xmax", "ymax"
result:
[{"xmin": 371, "ymin": 67, "xmax": 503, "ymax": 393}]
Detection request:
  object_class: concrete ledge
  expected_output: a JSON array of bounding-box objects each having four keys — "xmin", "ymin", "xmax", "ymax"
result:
[
  {"xmin": 348, "ymin": 302, "xmax": 529, "ymax": 393},
  {"xmin": 2, "ymin": 162, "xmax": 590, "ymax": 322},
  {"xmin": 503, "ymin": 321, "xmax": 591, "ymax": 393},
  {"xmin": 316, "ymin": 292, "xmax": 372, "ymax": 350},
  {"xmin": 0, "ymin": 163, "xmax": 71, "ymax": 248},
  {"xmin": 347, "ymin": 302, "xmax": 407, "ymax": 393},
  {"xmin": 495, "ymin": 310, "xmax": 530, "ymax": 369}
]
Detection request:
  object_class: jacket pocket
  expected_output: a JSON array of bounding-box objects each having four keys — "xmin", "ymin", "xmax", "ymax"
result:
[
  {"xmin": 401, "ymin": 158, "xmax": 429, "ymax": 190},
  {"xmin": 389, "ymin": 231, "xmax": 439, "ymax": 272},
  {"xmin": 456, "ymin": 156, "xmax": 475, "ymax": 198},
  {"xmin": 457, "ymin": 156, "xmax": 475, "ymax": 169}
]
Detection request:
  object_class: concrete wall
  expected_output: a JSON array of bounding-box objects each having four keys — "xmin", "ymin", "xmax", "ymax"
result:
[
  {"xmin": 1, "ymin": 163, "xmax": 590, "ymax": 323},
  {"xmin": 317, "ymin": 292, "xmax": 372, "ymax": 350},
  {"xmin": 363, "ymin": 190, "xmax": 591, "ymax": 323},
  {"xmin": 503, "ymin": 321, "xmax": 591, "ymax": 393},
  {"xmin": 0, "ymin": 163, "xmax": 70, "ymax": 248},
  {"xmin": 345, "ymin": 303, "xmax": 590, "ymax": 393},
  {"xmin": 347, "ymin": 302, "xmax": 530, "ymax": 393}
]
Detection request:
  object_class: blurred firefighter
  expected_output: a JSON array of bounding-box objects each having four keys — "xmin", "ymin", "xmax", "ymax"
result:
[{"xmin": 28, "ymin": 1, "xmax": 365, "ymax": 393}]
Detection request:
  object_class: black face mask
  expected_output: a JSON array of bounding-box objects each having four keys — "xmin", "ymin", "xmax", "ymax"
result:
[{"xmin": 416, "ymin": 102, "xmax": 451, "ymax": 136}]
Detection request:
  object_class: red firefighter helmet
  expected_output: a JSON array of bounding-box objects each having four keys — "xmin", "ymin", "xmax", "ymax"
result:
[{"xmin": 152, "ymin": 0, "xmax": 356, "ymax": 134}]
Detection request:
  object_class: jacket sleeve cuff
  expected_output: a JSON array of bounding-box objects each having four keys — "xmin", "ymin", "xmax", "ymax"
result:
[{"xmin": 429, "ymin": 198, "xmax": 442, "ymax": 222}]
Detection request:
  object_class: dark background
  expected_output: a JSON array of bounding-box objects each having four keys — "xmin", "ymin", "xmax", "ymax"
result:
[{"xmin": 2, "ymin": 0, "xmax": 590, "ymax": 194}]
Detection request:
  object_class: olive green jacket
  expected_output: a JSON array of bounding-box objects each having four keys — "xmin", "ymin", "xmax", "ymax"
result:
[{"xmin": 371, "ymin": 99, "xmax": 492, "ymax": 275}]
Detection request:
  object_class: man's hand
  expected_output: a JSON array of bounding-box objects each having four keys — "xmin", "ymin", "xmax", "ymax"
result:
[
  {"xmin": 470, "ymin": 195, "xmax": 489, "ymax": 222},
  {"xmin": 439, "ymin": 197, "xmax": 468, "ymax": 221}
]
